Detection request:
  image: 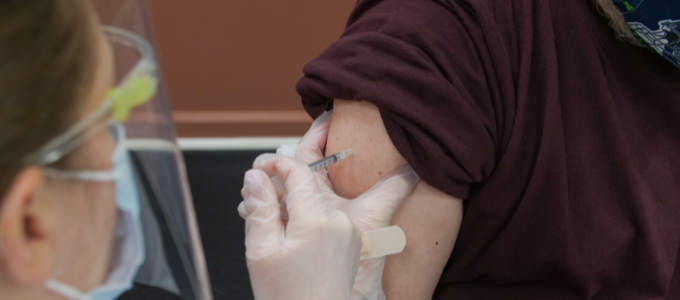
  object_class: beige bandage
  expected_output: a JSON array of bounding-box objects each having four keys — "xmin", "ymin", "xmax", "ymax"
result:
[{"xmin": 360, "ymin": 226, "xmax": 406, "ymax": 260}]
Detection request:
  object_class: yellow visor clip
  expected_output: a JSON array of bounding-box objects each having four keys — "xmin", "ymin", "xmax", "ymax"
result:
[{"xmin": 107, "ymin": 75, "xmax": 158, "ymax": 122}]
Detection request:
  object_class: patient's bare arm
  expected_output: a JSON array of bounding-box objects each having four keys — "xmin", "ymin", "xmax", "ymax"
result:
[{"xmin": 326, "ymin": 99, "xmax": 464, "ymax": 300}]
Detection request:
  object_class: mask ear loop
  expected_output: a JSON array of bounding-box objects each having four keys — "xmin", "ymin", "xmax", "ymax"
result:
[
  {"xmin": 45, "ymin": 279, "xmax": 87, "ymax": 300},
  {"xmin": 53, "ymin": 254, "xmax": 64, "ymax": 276}
]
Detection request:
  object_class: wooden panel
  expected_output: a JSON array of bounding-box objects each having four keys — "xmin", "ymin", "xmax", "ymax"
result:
[{"xmin": 146, "ymin": 0, "xmax": 355, "ymax": 137}]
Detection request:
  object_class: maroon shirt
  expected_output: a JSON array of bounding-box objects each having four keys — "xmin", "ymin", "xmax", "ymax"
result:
[{"xmin": 296, "ymin": 0, "xmax": 680, "ymax": 298}]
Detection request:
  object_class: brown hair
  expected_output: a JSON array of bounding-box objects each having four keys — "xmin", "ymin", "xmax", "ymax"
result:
[
  {"xmin": 0, "ymin": 0, "xmax": 98, "ymax": 197},
  {"xmin": 596, "ymin": 0, "xmax": 642, "ymax": 46}
]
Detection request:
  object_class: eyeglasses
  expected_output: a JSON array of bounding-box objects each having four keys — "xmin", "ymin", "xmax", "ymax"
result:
[{"xmin": 26, "ymin": 26, "xmax": 159, "ymax": 166}]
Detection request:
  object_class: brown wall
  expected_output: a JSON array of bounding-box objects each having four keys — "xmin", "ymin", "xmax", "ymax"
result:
[{"xmin": 146, "ymin": 1, "xmax": 355, "ymax": 137}]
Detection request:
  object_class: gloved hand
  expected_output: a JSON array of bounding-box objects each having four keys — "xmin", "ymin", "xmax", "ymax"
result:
[
  {"xmin": 239, "ymin": 155, "xmax": 361, "ymax": 300},
  {"xmin": 277, "ymin": 110, "xmax": 420, "ymax": 300}
]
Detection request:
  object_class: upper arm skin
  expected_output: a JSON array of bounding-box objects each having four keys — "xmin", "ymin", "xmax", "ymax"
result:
[{"xmin": 326, "ymin": 100, "xmax": 464, "ymax": 300}]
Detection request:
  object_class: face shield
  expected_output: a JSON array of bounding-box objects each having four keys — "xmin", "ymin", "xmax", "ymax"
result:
[
  {"xmin": 27, "ymin": 0, "xmax": 213, "ymax": 299},
  {"xmin": 96, "ymin": 1, "xmax": 213, "ymax": 299}
]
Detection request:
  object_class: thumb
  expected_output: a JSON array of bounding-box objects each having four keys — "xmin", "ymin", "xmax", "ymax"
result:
[
  {"xmin": 243, "ymin": 169, "xmax": 284, "ymax": 260},
  {"xmin": 253, "ymin": 155, "xmax": 330, "ymax": 231},
  {"xmin": 349, "ymin": 165, "xmax": 420, "ymax": 229},
  {"xmin": 296, "ymin": 110, "xmax": 332, "ymax": 165}
]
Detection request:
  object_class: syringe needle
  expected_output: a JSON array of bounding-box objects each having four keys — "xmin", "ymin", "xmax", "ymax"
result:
[{"xmin": 308, "ymin": 149, "xmax": 353, "ymax": 172}]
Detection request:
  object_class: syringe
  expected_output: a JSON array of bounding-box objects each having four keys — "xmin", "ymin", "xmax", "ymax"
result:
[{"xmin": 308, "ymin": 149, "xmax": 353, "ymax": 172}]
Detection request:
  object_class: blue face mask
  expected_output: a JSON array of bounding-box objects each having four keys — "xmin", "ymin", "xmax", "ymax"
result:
[
  {"xmin": 41, "ymin": 123, "xmax": 145, "ymax": 300},
  {"xmin": 610, "ymin": 0, "xmax": 680, "ymax": 68}
]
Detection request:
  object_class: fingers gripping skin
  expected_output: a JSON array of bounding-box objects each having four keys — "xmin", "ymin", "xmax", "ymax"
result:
[
  {"xmin": 240, "ymin": 155, "xmax": 361, "ymax": 300},
  {"xmin": 327, "ymin": 165, "xmax": 419, "ymax": 232}
]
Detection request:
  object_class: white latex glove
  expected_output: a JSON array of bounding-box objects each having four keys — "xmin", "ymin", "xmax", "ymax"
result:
[
  {"xmin": 279, "ymin": 110, "xmax": 420, "ymax": 300},
  {"xmin": 239, "ymin": 155, "xmax": 361, "ymax": 300}
]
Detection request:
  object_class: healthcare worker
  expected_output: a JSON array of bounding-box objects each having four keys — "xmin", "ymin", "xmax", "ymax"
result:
[
  {"xmin": 0, "ymin": 1, "xmax": 418, "ymax": 300},
  {"xmin": 0, "ymin": 0, "xmax": 211, "ymax": 299}
]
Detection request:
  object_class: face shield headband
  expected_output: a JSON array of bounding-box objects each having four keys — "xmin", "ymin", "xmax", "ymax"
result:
[
  {"xmin": 26, "ymin": 26, "xmax": 158, "ymax": 166},
  {"xmin": 610, "ymin": 0, "xmax": 680, "ymax": 68}
]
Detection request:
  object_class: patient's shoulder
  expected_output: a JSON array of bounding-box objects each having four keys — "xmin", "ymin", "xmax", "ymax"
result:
[{"xmin": 326, "ymin": 99, "xmax": 407, "ymax": 199}]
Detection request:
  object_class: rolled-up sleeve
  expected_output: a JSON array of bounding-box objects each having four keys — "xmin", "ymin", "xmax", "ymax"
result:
[{"xmin": 297, "ymin": 0, "xmax": 511, "ymax": 199}]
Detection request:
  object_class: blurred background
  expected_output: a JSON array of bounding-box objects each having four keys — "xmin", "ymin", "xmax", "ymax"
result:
[{"xmin": 145, "ymin": 1, "xmax": 356, "ymax": 299}]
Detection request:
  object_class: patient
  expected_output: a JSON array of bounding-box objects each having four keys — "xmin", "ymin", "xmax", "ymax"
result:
[{"xmin": 297, "ymin": 0, "xmax": 680, "ymax": 299}]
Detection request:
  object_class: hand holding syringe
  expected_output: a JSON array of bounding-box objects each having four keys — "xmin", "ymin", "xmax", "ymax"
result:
[
  {"xmin": 261, "ymin": 149, "xmax": 354, "ymax": 223},
  {"xmin": 240, "ymin": 110, "xmax": 418, "ymax": 300}
]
